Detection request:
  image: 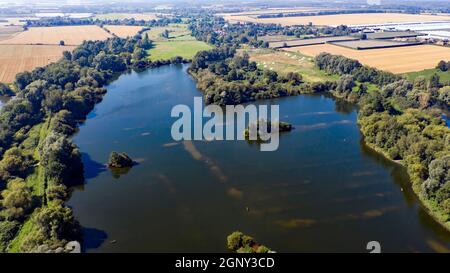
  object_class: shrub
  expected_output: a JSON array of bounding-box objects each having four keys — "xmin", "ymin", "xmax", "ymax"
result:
[{"xmin": 227, "ymin": 231, "xmax": 243, "ymax": 251}]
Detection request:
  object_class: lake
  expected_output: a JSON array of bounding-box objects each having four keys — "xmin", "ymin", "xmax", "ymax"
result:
[{"xmin": 67, "ymin": 64, "xmax": 450, "ymax": 253}]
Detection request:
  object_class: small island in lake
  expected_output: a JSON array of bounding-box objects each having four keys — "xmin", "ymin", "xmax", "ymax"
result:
[
  {"xmin": 227, "ymin": 231, "xmax": 272, "ymax": 253},
  {"xmin": 244, "ymin": 120, "xmax": 293, "ymax": 139},
  {"xmin": 107, "ymin": 152, "xmax": 135, "ymax": 168}
]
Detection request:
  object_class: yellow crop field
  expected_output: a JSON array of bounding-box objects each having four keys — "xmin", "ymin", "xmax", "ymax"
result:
[
  {"xmin": 284, "ymin": 44, "xmax": 450, "ymax": 73},
  {"xmin": 221, "ymin": 13, "xmax": 450, "ymax": 27},
  {"xmin": 0, "ymin": 25, "xmax": 113, "ymax": 45},
  {"xmin": 0, "ymin": 44, "xmax": 76, "ymax": 83},
  {"xmin": 104, "ymin": 25, "xmax": 143, "ymax": 38}
]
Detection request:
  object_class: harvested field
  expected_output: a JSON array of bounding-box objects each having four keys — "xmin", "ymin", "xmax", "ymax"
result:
[
  {"xmin": 104, "ymin": 25, "xmax": 143, "ymax": 38},
  {"xmin": 0, "ymin": 44, "xmax": 76, "ymax": 83},
  {"xmin": 284, "ymin": 44, "xmax": 450, "ymax": 73},
  {"xmin": 329, "ymin": 39, "xmax": 420, "ymax": 50},
  {"xmin": 221, "ymin": 13, "xmax": 450, "ymax": 27},
  {"xmin": 94, "ymin": 13, "xmax": 163, "ymax": 21},
  {"xmin": 0, "ymin": 25, "xmax": 113, "ymax": 45},
  {"xmin": 269, "ymin": 36, "xmax": 357, "ymax": 48},
  {"xmin": 0, "ymin": 26, "xmax": 23, "ymax": 41}
]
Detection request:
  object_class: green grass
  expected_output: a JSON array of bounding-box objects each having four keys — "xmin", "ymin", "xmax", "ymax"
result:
[
  {"xmin": 147, "ymin": 40, "xmax": 212, "ymax": 61},
  {"xmin": 7, "ymin": 217, "xmax": 34, "ymax": 253},
  {"xmin": 144, "ymin": 23, "xmax": 212, "ymax": 61},
  {"xmin": 404, "ymin": 68, "xmax": 450, "ymax": 84},
  {"xmin": 144, "ymin": 23, "xmax": 193, "ymax": 42},
  {"xmin": 6, "ymin": 117, "xmax": 51, "ymax": 252},
  {"xmin": 246, "ymin": 48, "xmax": 339, "ymax": 83}
]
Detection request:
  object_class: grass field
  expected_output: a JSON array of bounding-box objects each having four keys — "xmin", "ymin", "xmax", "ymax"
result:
[
  {"xmin": 245, "ymin": 48, "xmax": 338, "ymax": 82},
  {"xmin": 145, "ymin": 23, "xmax": 211, "ymax": 61},
  {"xmin": 0, "ymin": 25, "xmax": 112, "ymax": 45},
  {"xmin": 94, "ymin": 13, "xmax": 163, "ymax": 21},
  {"xmin": 104, "ymin": 25, "xmax": 143, "ymax": 38},
  {"xmin": 144, "ymin": 23, "xmax": 194, "ymax": 42},
  {"xmin": 0, "ymin": 44, "xmax": 76, "ymax": 83},
  {"xmin": 405, "ymin": 68, "xmax": 450, "ymax": 84},
  {"xmin": 147, "ymin": 40, "xmax": 212, "ymax": 61},
  {"xmin": 221, "ymin": 12, "xmax": 450, "ymax": 27},
  {"xmin": 284, "ymin": 44, "xmax": 450, "ymax": 74}
]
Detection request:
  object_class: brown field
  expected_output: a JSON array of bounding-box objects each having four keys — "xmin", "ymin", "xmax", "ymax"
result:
[
  {"xmin": 0, "ymin": 25, "xmax": 113, "ymax": 45},
  {"xmin": 104, "ymin": 25, "xmax": 143, "ymax": 38},
  {"xmin": 0, "ymin": 45, "xmax": 76, "ymax": 83},
  {"xmin": 284, "ymin": 44, "xmax": 450, "ymax": 73},
  {"xmin": 0, "ymin": 26, "xmax": 23, "ymax": 41},
  {"xmin": 221, "ymin": 13, "xmax": 450, "ymax": 27},
  {"xmin": 94, "ymin": 13, "xmax": 163, "ymax": 21}
]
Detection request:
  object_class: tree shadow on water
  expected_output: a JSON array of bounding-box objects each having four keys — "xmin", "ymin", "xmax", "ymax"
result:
[
  {"xmin": 81, "ymin": 153, "xmax": 107, "ymax": 180},
  {"xmin": 81, "ymin": 227, "xmax": 108, "ymax": 252}
]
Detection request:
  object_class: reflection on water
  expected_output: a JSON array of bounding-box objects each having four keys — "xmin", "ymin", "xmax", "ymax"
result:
[{"xmin": 67, "ymin": 64, "xmax": 450, "ymax": 253}]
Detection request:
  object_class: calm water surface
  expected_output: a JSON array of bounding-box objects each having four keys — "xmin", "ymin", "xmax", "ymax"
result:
[{"xmin": 67, "ymin": 64, "xmax": 450, "ymax": 253}]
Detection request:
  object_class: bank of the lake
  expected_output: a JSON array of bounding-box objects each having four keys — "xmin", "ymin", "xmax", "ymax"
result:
[{"xmin": 67, "ymin": 64, "xmax": 450, "ymax": 252}]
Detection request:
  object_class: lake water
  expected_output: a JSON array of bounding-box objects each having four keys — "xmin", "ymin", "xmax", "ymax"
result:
[{"xmin": 67, "ymin": 64, "xmax": 450, "ymax": 253}]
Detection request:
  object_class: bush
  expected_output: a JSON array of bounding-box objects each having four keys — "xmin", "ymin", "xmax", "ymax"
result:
[
  {"xmin": 227, "ymin": 231, "xmax": 243, "ymax": 251},
  {"xmin": 108, "ymin": 151, "xmax": 134, "ymax": 168},
  {"xmin": 0, "ymin": 178, "xmax": 32, "ymax": 220},
  {"xmin": 0, "ymin": 220, "xmax": 19, "ymax": 252}
]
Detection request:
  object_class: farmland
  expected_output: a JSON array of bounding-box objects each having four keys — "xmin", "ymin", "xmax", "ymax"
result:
[
  {"xmin": 147, "ymin": 40, "xmax": 212, "ymax": 61},
  {"xmin": 0, "ymin": 26, "xmax": 23, "ymax": 41},
  {"xmin": 94, "ymin": 13, "xmax": 163, "ymax": 21},
  {"xmin": 0, "ymin": 25, "xmax": 113, "ymax": 45},
  {"xmin": 284, "ymin": 44, "xmax": 450, "ymax": 73},
  {"xmin": 269, "ymin": 36, "xmax": 357, "ymax": 49},
  {"xmin": 0, "ymin": 44, "xmax": 76, "ymax": 83},
  {"xmin": 221, "ymin": 12, "xmax": 450, "ymax": 27},
  {"xmin": 104, "ymin": 25, "xmax": 143, "ymax": 38},
  {"xmin": 329, "ymin": 39, "xmax": 419, "ymax": 50},
  {"xmin": 245, "ymin": 48, "xmax": 338, "ymax": 82},
  {"xmin": 144, "ymin": 23, "xmax": 193, "ymax": 41},
  {"xmin": 145, "ymin": 23, "xmax": 211, "ymax": 61}
]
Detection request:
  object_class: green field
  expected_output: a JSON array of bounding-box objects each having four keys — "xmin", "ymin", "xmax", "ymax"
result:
[
  {"xmin": 245, "ymin": 48, "xmax": 339, "ymax": 83},
  {"xmin": 146, "ymin": 23, "xmax": 212, "ymax": 61},
  {"xmin": 405, "ymin": 68, "xmax": 450, "ymax": 84},
  {"xmin": 144, "ymin": 23, "xmax": 194, "ymax": 42},
  {"xmin": 147, "ymin": 40, "xmax": 212, "ymax": 61}
]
